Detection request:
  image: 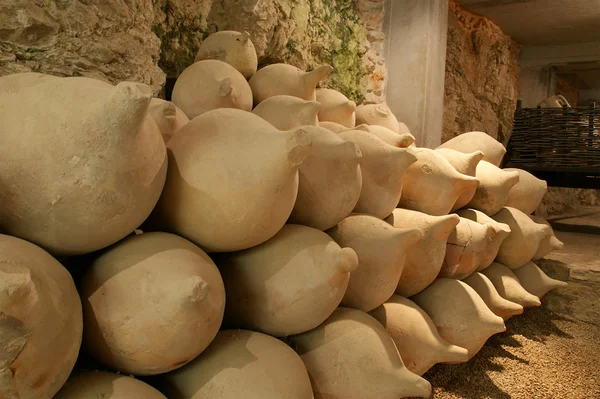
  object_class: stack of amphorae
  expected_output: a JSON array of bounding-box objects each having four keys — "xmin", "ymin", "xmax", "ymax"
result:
[{"xmin": 0, "ymin": 30, "xmax": 567, "ymax": 399}]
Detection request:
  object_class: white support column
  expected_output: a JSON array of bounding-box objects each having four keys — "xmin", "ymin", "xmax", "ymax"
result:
[{"xmin": 383, "ymin": 0, "xmax": 449, "ymax": 148}]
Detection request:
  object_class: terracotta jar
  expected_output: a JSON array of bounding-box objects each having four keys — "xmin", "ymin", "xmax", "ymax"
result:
[
  {"xmin": 316, "ymin": 88, "xmax": 356, "ymax": 127},
  {"xmin": 370, "ymin": 296, "xmax": 469, "ymax": 376},
  {"xmin": 492, "ymin": 207, "xmax": 552, "ymax": 269},
  {"xmin": 55, "ymin": 371, "xmax": 167, "ymax": 399},
  {"xmin": 339, "ymin": 130, "xmax": 417, "ymax": 219},
  {"xmin": 412, "ymin": 278, "xmax": 506, "ymax": 359},
  {"xmin": 288, "ymin": 307, "xmax": 432, "ymax": 399},
  {"xmin": 504, "ymin": 168, "xmax": 548, "ymax": 214},
  {"xmin": 513, "ymin": 261, "xmax": 568, "ymax": 299},
  {"xmin": 482, "ymin": 262, "xmax": 542, "ymax": 308},
  {"xmin": 288, "ymin": 126, "xmax": 363, "ymax": 231},
  {"xmin": 148, "ymin": 98, "xmax": 189, "ymax": 143},
  {"xmin": 440, "ymin": 217, "xmax": 496, "ymax": 280},
  {"xmin": 386, "ymin": 209, "xmax": 460, "ymax": 297},
  {"xmin": 467, "ymin": 161, "xmax": 520, "ymax": 216},
  {"xmin": 0, "ymin": 234, "xmax": 82, "ymax": 399},
  {"xmin": 399, "ymin": 148, "xmax": 479, "ymax": 216},
  {"xmin": 154, "ymin": 330, "xmax": 313, "ymax": 399},
  {"xmin": 152, "ymin": 108, "xmax": 311, "ymax": 252},
  {"xmin": 436, "ymin": 131, "xmax": 506, "ymax": 167},
  {"xmin": 218, "ymin": 225, "xmax": 358, "ymax": 337},
  {"xmin": 462, "ymin": 272, "xmax": 524, "ymax": 319},
  {"xmin": 249, "ymin": 63, "xmax": 333, "ymax": 105},
  {"xmin": 0, "ymin": 73, "xmax": 167, "ymax": 255},
  {"xmin": 172, "ymin": 59, "xmax": 253, "ymax": 119},
  {"xmin": 435, "ymin": 148, "xmax": 484, "ymax": 211},
  {"xmin": 457, "ymin": 209, "xmax": 511, "ymax": 270},
  {"xmin": 354, "ymin": 124, "xmax": 415, "ymax": 148},
  {"xmin": 80, "ymin": 232, "xmax": 225, "ymax": 375},
  {"xmin": 252, "ymin": 95, "xmax": 320, "ymax": 130},
  {"xmin": 319, "ymin": 120, "xmax": 347, "ymax": 133},
  {"xmin": 195, "ymin": 30, "xmax": 258, "ymax": 79},
  {"xmin": 530, "ymin": 215, "xmax": 564, "ymax": 260},
  {"xmin": 355, "ymin": 103, "xmax": 401, "ymax": 133},
  {"xmin": 327, "ymin": 214, "xmax": 422, "ymax": 311}
]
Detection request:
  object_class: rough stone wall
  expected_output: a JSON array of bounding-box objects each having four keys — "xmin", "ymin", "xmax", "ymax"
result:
[
  {"xmin": 442, "ymin": 0, "xmax": 520, "ymax": 144},
  {"xmin": 153, "ymin": 0, "xmax": 387, "ymax": 103},
  {"xmin": 0, "ymin": 0, "xmax": 165, "ymax": 94},
  {"xmin": 0, "ymin": 1, "xmax": 386, "ymax": 103}
]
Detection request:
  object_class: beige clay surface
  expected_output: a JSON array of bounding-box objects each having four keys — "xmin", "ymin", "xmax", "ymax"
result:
[
  {"xmin": 339, "ymin": 130, "xmax": 417, "ymax": 219},
  {"xmin": 0, "ymin": 73, "xmax": 167, "ymax": 255},
  {"xmin": 316, "ymin": 88, "xmax": 356, "ymax": 127},
  {"xmin": 482, "ymin": 262, "xmax": 542, "ymax": 308},
  {"xmin": 436, "ymin": 131, "xmax": 507, "ymax": 167},
  {"xmin": 327, "ymin": 214, "xmax": 422, "ymax": 311},
  {"xmin": 194, "ymin": 30, "xmax": 258, "ymax": 79},
  {"xmin": 462, "ymin": 272, "xmax": 524, "ymax": 319},
  {"xmin": 152, "ymin": 108, "xmax": 310, "ymax": 252},
  {"xmin": 54, "ymin": 371, "xmax": 166, "ymax": 399},
  {"xmin": 155, "ymin": 330, "xmax": 313, "ymax": 399},
  {"xmin": 467, "ymin": 161, "xmax": 520, "ymax": 216},
  {"xmin": 386, "ymin": 209, "xmax": 460, "ymax": 297},
  {"xmin": 0, "ymin": 234, "xmax": 82, "ymax": 399},
  {"xmin": 412, "ymin": 278, "xmax": 506, "ymax": 359},
  {"xmin": 218, "ymin": 224, "xmax": 358, "ymax": 337},
  {"xmin": 79, "ymin": 232, "xmax": 225, "ymax": 376},
  {"xmin": 399, "ymin": 148, "xmax": 479, "ymax": 216},
  {"xmin": 252, "ymin": 95, "xmax": 320, "ymax": 130},
  {"xmin": 355, "ymin": 103, "xmax": 401, "ymax": 133},
  {"xmin": 370, "ymin": 296, "xmax": 469, "ymax": 376},
  {"xmin": 288, "ymin": 307, "xmax": 432, "ymax": 399}
]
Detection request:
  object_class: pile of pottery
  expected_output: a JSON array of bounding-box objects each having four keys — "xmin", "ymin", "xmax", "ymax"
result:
[{"xmin": 0, "ymin": 30, "xmax": 567, "ymax": 399}]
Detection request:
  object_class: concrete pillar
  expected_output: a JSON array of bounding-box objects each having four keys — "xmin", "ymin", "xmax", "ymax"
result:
[{"xmin": 383, "ymin": 0, "xmax": 449, "ymax": 148}]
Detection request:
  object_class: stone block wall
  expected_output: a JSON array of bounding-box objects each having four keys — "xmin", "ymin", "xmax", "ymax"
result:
[
  {"xmin": 0, "ymin": 0, "xmax": 386, "ymax": 103},
  {"xmin": 442, "ymin": 0, "xmax": 520, "ymax": 144}
]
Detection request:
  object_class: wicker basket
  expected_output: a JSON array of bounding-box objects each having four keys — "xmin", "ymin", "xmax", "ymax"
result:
[{"xmin": 505, "ymin": 103, "xmax": 600, "ymax": 174}]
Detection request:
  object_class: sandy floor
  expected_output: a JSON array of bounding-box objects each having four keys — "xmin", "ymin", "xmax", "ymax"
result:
[{"xmin": 420, "ymin": 225, "xmax": 600, "ymax": 399}]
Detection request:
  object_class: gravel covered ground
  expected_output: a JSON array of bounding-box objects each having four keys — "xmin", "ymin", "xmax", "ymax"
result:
[{"xmin": 421, "ymin": 220, "xmax": 600, "ymax": 399}]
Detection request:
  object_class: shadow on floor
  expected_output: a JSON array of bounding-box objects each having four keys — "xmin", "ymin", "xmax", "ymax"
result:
[{"xmin": 418, "ymin": 303, "xmax": 574, "ymax": 399}]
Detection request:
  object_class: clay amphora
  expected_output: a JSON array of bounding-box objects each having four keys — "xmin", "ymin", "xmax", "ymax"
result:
[
  {"xmin": 440, "ymin": 217, "xmax": 496, "ymax": 280},
  {"xmin": 538, "ymin": 94, "xmax": 570, "ymax": 108},
  {"xmin": 316, "ymin": 88, "xmax": 356, "ymax": 127},
  {"xmin": 412, "ymin": 278, "xmax": 506, "ymax": 359},
  {"xmin": 218, "ymin": 224, "xmax": 358, "ymax": 337},
  {"xmin": 482, "ymin": 262, "xmax": 542, "ymax": 307},
  {"xmin": 319, "ymin": 120, "xmax": 347, "ymax": 133},
  {"xmin": 339, "ymin": 130, "xmax": 417, "ymax": 219},
  {"xmin": 172, "ymin": 59, "xmax": 253, "ymax": 119},
  {"xmin": 154, "ymin": 330, "xmax": 313, "ymax": 399},
  {"xmin": 288, "ymin": 307, "xmax": 432, "ymax": 399},
  {"xmin": 386, "ymin": 209, "xmax": 460, "ymax": 297},
  {"xmin": 513, "ymin": 261, "xmax": 568, "ymax": 299},
  {"xmin": 249, "ymin": 64, "xmax": 333, "ymax": 105},
  {"xmin": 0, "ymin": 234, "xmax": 82, "ymax": 399},
  {"xmin": 370, "ymin": 296, "xmax": 469, "ymax": 376},
  {"xmin": 288, "ymin": 126, "xmax": 363, "ymax": 230},
  {"xmin": 327, "ymin": 214, "xmax": 422, "ymax": 312},
  {"xmin": 80, "ymin": 232, "xmax": 225, "ymax": 375},
  {"xmin": 462, "ymin": 272, "xmax": 524, "ymax": 319},
  {"xmin": 148, "ymin": 98, "xmax": 190, "ymax": 143},
  {"xmin": 354, "ymin": 124, "xmax": 415, "ymax": 148},
  {"xmin": 530, "ymin": 215, "xmax": 564, "ymax": 259},
  {"xmin": 435, "ymin": 148, "xmax": 484, "ymax": 210},
  {"xmin": 467, "ymin": 161, "xmax": 520, "ymax": 216},
  {"xmin": 504, "ymin": 168, "xmax": 548, "ymax": 214},
  {"xmin": 194, "ymin": 30, "xmax": 258, "ymax": 79},
  {"xmin": 55, "ymin": 371, "xmax": 167, "ymax": 399},
  {"xmin": 437, "ymin": 131, "xmax": 506, "ymax": 167},
  {"xmin": 492, "ymin": 207, "xmax": 552, "ymax": 269},
  {"xmin": 0, "ymin": 74, "xmax": 167, "ymax": 255},
  {"xmin": 152, "ymin": 108, "xmax": 311, "ymax": 252},
  {"xmin": 457, "ymin": 209, "xmax": 511, "ymax": 270},
  {"xmin": 252, "ymin": 95, "xmax": 320, "ymax": 130},
  {"xmin": 355, "ymin": 103, "xmax": 401, "ymax": 133},
  {"xmin": 399, "ymin": 148, "xmax": 479, "ymax": 216}
]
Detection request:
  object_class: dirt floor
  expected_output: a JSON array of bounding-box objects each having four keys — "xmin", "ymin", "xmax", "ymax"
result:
[{"xmin": 421, "ymin": 211, "xmax": 600, "ymax": 399}]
